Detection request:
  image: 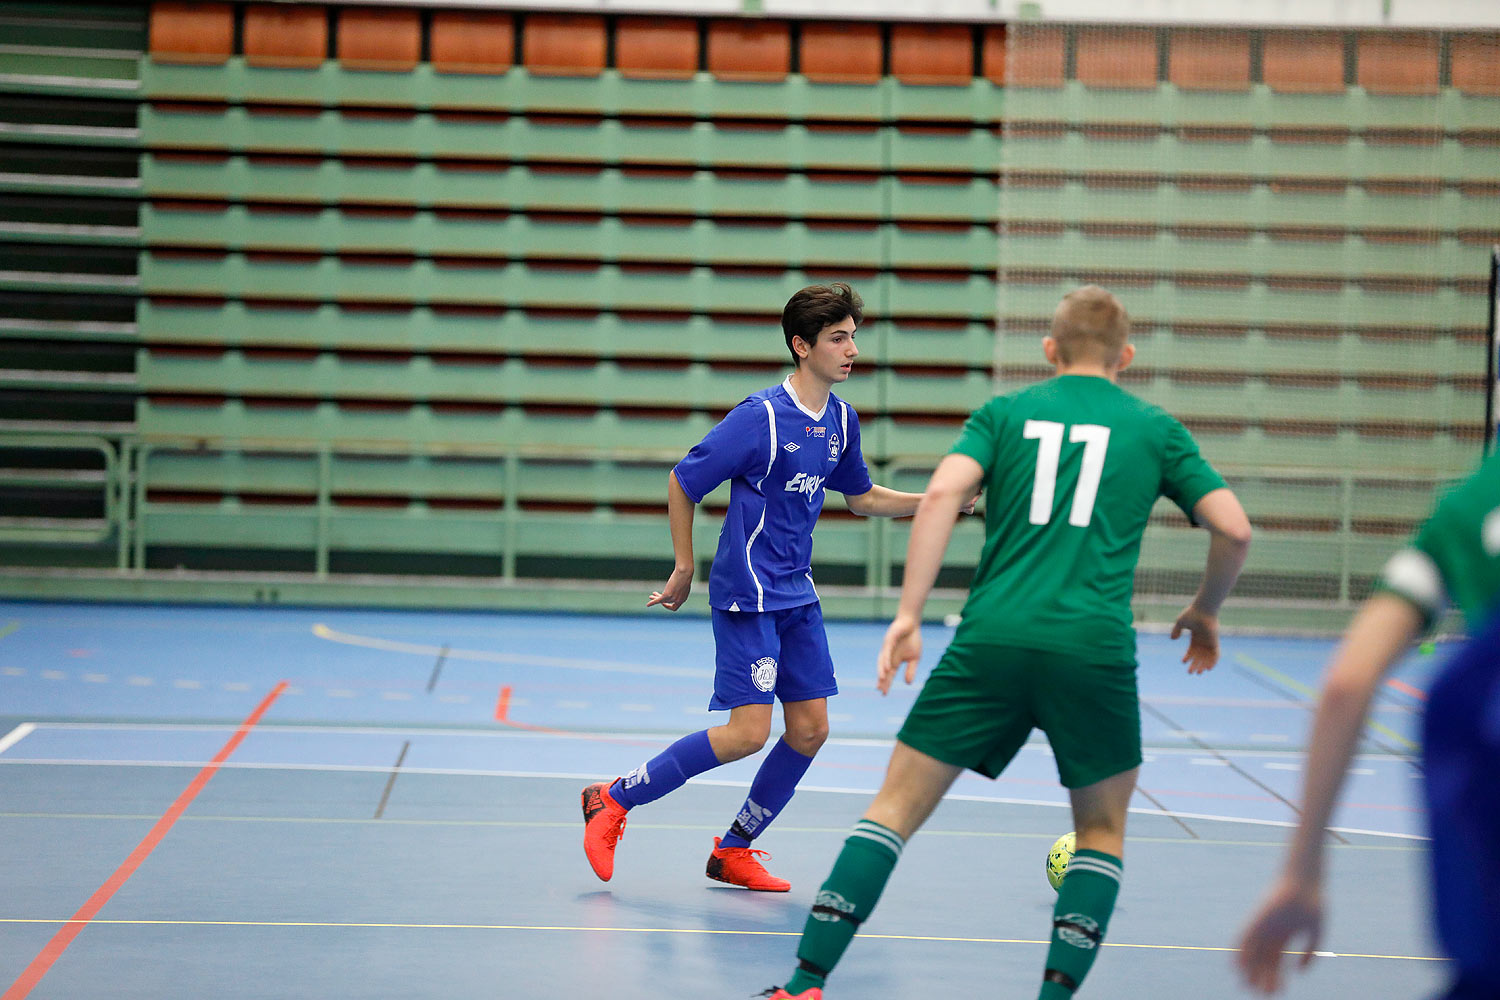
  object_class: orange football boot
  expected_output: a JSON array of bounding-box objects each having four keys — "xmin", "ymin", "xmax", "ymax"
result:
[
  {"xmin": 706, "ymin": 836, "xmax": 790, "ymax": 891},
  {"xmin": 580, "ymin": 781, "xmax": 628, "ymax": 881}
]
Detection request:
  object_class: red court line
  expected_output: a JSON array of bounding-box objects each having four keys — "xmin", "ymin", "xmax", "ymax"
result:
[
  {"xmin": 1385, "ymin": 677, "xmax": 1427, "ymax": 701},
  {"xmin": 492, "ymin": 684, "xmax": 665, "ymax": 748},
  {"xmin": 1, "ymin": 681, "xmax": 289, "ymax": 1000}
]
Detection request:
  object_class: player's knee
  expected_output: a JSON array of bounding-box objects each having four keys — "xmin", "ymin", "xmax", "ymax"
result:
[
  {"xmin": 784, "ymin": 722, "xmax": 828, "ymax": 756},
  {"xmin": 719, "ymin": 723, "xmax": 771, "ymax": 761}
]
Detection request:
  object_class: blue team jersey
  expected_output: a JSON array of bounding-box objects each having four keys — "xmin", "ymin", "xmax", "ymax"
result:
[{"xmin": 673, "ymin": 377, "xmax": 874, "ymax": 613}]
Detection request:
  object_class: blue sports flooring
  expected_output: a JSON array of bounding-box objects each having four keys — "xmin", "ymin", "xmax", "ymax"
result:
[{"xmin": 0, "ymin": 602, "xmax": 1452, "ymax": 999}]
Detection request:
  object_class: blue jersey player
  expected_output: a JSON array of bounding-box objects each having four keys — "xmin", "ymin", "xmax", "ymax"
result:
[{"xmin": 581, "ymin": 283, "xmax": 970, "ymax": 891}]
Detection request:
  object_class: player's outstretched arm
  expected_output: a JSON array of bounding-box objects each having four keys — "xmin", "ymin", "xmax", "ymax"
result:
[
  {"xmin": 1236, "ymin": 592, "xmax": 1423, "ymax": 994},
  {"xmin": 648, "ymin": 470, "xmax": 696, "ymax": 611},
  {"xmin": 1172, "ymin": 488, "xmax": 1252, "ymax": 674},
  {"xmin": 846, "ymin": 484, "xmax": 978, "ymax": 518},
  {"xmin": 877, "ymin": 454, "xmax": 984, "ymax": 693}
]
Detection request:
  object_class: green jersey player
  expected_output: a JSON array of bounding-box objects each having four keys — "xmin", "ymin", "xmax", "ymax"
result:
[
  {"xmin": 1238, "ymin": 453, "xmax": 1500, "ymax": 998},
  {"xmin": 764, "ymin": 284, "xmax": 1253, "ymax": 1000}
]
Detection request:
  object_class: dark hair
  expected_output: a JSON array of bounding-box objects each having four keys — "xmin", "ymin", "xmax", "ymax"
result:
[{"xmin": 781, "ymin": 283, "xmax": 863, "ymax": 366}]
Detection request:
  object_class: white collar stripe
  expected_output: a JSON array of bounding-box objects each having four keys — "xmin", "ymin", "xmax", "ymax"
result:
[{"xmin": 782, "ymin": 376, "xmax": 826, "ymax": 422}]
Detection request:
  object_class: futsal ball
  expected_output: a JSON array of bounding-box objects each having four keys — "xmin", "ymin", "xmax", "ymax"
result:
[{"xmin": 1045, "ymin": 831, "xmax": 1076, "ymax": 891}]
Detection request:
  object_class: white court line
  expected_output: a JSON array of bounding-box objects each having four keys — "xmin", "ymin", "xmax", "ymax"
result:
[
  {"xmin": 11, "ymin": 722, "xmax": 1407, "ymax": 761},
  {"xmin": 312, "ymin": 623, "xmax": 707, "ymax": 679},
  {"xmin": 0, "ymin": 755, "xmax": 1430, "ymax": 841},
  {"xmin": 0, "ymin": 722, "xmax": 35, "ymax": 755}
]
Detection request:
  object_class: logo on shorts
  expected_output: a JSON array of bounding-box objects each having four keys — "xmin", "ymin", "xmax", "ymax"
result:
[
  {"xmin": 751, "ymin": 656, "xmax": 777, "ymax": 692},
  {"xmin": 828, "ymin": 432, "xmax": 840, "ymax": 461},
  {"xmin": 812, "ymin": 890, "xmax": 856, "ymax": 922},
  {"xmin": 1056, "ymin": 913, "xmax": 1100, "ymax": 950}
]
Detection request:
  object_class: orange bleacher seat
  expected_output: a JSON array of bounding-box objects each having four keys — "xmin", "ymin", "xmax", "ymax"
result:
[
  {"xmin": 523, "ymin": 13, "xmax": 607, "ymax": 77},
  {"xmin": 890, "ymin": 24, "xmax": 972, "ymax": 86},
  {"xmin": 1263, "ymin": 31, "xmax": 1346, "ymax": 93},
  {"xmin": 1450, "ymin": 33, "xmax": 1500, "ymax": 96},
  {"xmin": 1357, "ymin": 31, "xmax": 1440, "ymax": 95},
  {"xmin": 1168, "ymin": 29, "xmax": 1251, "ymax": 91},
  {"xmin": 149, "ymin": 2, "xmax": 233, "ymax": 64},
  {"xmin": 244, "ymin": 3, "xmax": 328, "ymax": 69},
  {"xmin": 431, "ymin": 12, "xmax": 515, "ymax": 75},
  {"xmin": 800, "ymin": 22, "xmax": 882, "ymax": 84},
  {"xmin": 338, "ymin": 7, "xmax": 420, "ymax": 73},
  {"xmin": 1075, "ymin": 27, "xmax": 1158, "ymax": 90},
  {"xmin": 616, "ymin": 16, "xmax": 698, "ymax": 79},
  {"xmin": 1006, "ymin": 25, "xmax": 1065, "ymax": 88},
  {"xmin": 981, "ymin": 25, "xmax": 1005, "ymax": 84},
  {"xmin": 706, "ymin": 19, "xmax": 790, "ymax": 81}
]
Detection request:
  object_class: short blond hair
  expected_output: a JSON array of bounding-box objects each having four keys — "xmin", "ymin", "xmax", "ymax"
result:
[{"xmin": 1050, "ymin": 285, "xmax": 1130, "ymax": 365}]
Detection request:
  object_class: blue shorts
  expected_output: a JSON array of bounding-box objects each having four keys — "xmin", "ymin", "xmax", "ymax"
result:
[{"xmin": 709, "ymin": 602, "xmax": 838, "ymax": 710}]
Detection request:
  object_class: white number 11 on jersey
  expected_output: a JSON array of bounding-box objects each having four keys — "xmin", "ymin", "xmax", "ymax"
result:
[{"xmin": 1022, "ymin": 420, "xmax": 1111, "ymax": 527}]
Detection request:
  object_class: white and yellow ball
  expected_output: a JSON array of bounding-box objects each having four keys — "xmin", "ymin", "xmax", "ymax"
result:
[{"xmin": 1045, "ymin": 831, "xmax": 1076, "ymax": 891}]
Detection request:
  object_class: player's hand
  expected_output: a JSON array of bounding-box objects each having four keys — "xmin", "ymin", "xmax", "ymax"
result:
[
  {"xmin": 877, "ymin": 614, "xmax": 922, "ymax": 695},
  {"xmin": 1236, "ymin": 876, "xmax": 1323, "ymax": 994},
  {"xmin": 959, "ymin": 490, "xmax": 981, "ymax": 515},
  {"xmin": 647, "ymin": 566, "xmax": 693, "ymax": 611},
  {"xmin": 1171, "ymin": 604, "xmax": 1220, "ymax": 674}
]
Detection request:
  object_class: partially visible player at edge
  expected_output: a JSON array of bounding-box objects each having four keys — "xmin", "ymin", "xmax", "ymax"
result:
[
  {"xmin": 1238, "ymin": 451, "xmax": 1500, "ymax": 999},
  {"xmin": 765, "ymin": 284, "xmax": 1253, "ymax": 999},
  {"xmin": 581, "ymin": 283, "xmax": 973, "ymax": 892}
]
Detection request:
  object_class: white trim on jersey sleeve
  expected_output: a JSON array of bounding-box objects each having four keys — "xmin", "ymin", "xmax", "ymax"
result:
[
  {"xmin": 757, "ymin": 399, "xmax": 776, "ymax": 489},
  {"xmin": 1380, "ymin": 547, "xmax": 1448, "ymax": 618},
  {"xmin": 742, "ymin": 398, "xmax": 777, "ymax": 612},
  {"xmin": 839, "ymin": 400, "xmax": 848, "ymax": 459}
]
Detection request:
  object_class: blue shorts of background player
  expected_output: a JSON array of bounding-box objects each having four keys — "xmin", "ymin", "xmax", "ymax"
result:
[{"xmin": 1424, "ymin": 608, "xmax": 1500, "ymax": 1000}]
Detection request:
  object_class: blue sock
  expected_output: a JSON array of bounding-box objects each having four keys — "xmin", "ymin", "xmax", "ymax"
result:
[
  {"xmin": 719, "ymin": 736, "xmax": 815, "ymax": 849},
  {"xmin": 609, "ymin": 729, "xmax": 721, "ymax": 810}
]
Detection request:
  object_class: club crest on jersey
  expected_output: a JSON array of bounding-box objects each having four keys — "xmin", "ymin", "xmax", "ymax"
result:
[
  {"xmin": 751, "ymin": 656, "xmax": 777, "ymax": 692},
  {"xmin": 785, "ymin": 472, "xmax": 825, "ymax": 498},
  {"xmin": 783, "ymin": 442, "xmax": 800, "ymax": 453},
  {"xmin": 805, "ymin": 426, "xmax": 826, "ymax": 438},
  {"xmin": 827, "ymin": 432, "xmax": 840, "ymax": 461}
]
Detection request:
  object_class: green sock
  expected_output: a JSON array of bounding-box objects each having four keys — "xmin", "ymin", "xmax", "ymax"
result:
[
  {"xmin": 1038, "ymin": 849, "xmax": 1123, "ymax": 999},
  {"xmin": 783, "ymin": 819, "xmax": 905, "ymax": 994}
]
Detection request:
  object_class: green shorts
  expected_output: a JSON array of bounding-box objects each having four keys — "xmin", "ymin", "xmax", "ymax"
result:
[{"xmin": 897, "ymin": 640, "xmax": 1142, "ymax": 789}]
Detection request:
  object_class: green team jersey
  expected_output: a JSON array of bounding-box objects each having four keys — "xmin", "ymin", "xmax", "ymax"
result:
[
  {"xmin": 949, "ymin": 374, "xmax": 1226, "ymax": 664},
  {"xmin": 1376, "ymin": 451, "xmax": 1500, "ymax": 630}
]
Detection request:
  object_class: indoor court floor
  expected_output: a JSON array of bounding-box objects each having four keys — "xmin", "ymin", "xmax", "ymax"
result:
[{"xmin": 0, "ymin": 601, "xmax": 1452, "ymax": 999}]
